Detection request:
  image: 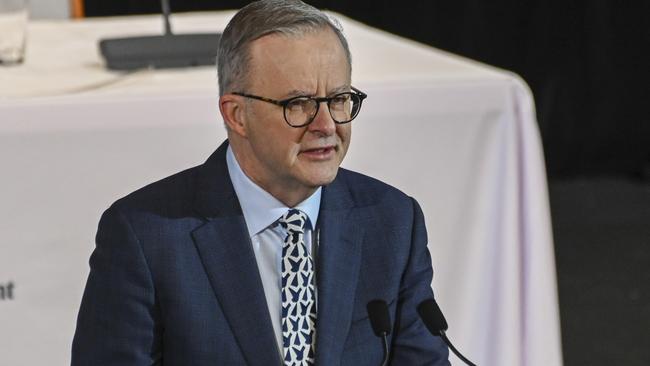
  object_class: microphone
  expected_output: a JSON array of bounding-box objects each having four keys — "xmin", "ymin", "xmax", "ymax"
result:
[
  {"xmin": 367, "ymin": 300, "xmax": 391, "ymax": 366},
  {"xmin": 99, "ymin": 0, "xmax": 221, "ymax": 70},
  {"xmin": 417, "ymin": 299, "xmax": 477, "ymax": 366}
]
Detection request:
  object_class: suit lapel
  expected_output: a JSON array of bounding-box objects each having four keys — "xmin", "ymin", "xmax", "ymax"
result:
[
  {"xmin": 191, "ymin": 142, "xmax": 281, "ymax": 366},
  {"xmin": 192, "ymin": 217, "xmax": 281, "ymax": 366},
  {"xmin": 315, "ymin": 176, "xmax": 364, "ymax": 366}
]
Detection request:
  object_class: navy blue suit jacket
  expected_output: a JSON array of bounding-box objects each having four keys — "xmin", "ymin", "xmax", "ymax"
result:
[{"xmin": 72, "ymin": 141, "xmax": 449, "ymax": 365}]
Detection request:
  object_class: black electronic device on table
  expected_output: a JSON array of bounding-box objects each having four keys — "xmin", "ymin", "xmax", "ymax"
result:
[{"xmin": 99, "ymin": 0, "xmax": 221, "ymax": 71}]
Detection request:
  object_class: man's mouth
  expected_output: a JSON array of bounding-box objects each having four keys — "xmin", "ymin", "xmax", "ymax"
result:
[{"xmin": 300, "ymin": 145, "xmax": 336, "ymax": 159}]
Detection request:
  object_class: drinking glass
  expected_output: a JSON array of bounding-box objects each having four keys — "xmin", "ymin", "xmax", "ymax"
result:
[{"xmin": 0, "ymin": 0, "xmax": 28, "ymax": 65}]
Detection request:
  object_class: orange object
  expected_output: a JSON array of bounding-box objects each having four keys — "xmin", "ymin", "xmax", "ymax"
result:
[{"xmin": 71, "ymin": 0, "xmax": 84, "ymax": 18}]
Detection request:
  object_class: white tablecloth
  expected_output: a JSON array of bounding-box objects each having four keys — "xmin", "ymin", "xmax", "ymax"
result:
[{"xmin": 0, "ymin": 12, "xmax": 562, "ymax": 366}]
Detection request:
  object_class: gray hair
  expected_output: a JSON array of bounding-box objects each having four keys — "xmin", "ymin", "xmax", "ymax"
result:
[{"xmin": 217, "ymin": 0, "xmax": 352, "ymax": 96}]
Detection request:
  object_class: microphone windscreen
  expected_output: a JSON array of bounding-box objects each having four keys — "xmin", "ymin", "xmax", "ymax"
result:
[
  {"xmin": 417, "ymin": 299, "xmax": 448, "ymax": 336},
  {"xmin": 366, "ymin": 299, "xmax": 392, "ymax": 336}
]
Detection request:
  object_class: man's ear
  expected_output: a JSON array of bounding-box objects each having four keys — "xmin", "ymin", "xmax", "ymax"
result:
[{"xmin": 220, "ymin": 94, "xmax": 248, "ymax": 138}]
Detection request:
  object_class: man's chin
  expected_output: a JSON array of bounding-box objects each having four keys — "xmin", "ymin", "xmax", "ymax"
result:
[{"xmin": 303, "ymin": 169, "xmax": 339, "ymax": 188}]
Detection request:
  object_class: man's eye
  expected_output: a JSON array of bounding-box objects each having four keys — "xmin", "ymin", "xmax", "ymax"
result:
[
  {"xmin": 288, "ymin": 98, "xmax": 312, "ymax": 111},
  {"xmin": 332, "ymin": 95, "xmax": 350, "ymax": 104}
]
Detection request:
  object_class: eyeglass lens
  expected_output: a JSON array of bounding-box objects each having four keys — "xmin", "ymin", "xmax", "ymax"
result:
[{"xmin": 284, "ymin": 93, "xmax": 361, "ymax": 126}]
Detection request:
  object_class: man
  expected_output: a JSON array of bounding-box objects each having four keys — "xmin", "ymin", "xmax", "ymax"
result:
[{"xmin": 72, "ymin": 1, "xmax": 449, "ymax": 365}]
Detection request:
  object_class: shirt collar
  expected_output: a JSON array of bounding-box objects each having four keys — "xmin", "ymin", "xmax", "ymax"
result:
[{"xmin": 226, "ymin": 145, "xmax": 321, "ymax": 237}]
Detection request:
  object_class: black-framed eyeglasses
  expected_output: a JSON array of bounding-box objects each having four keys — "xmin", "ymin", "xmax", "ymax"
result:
[{"xmin": 232, "ymin": 86, "xmax": 368, "ymax": 128}]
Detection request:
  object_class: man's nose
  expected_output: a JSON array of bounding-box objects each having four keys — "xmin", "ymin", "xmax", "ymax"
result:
[{"xmin": 307, "ymin": 102, "xmax": 336, "ymax": 135}]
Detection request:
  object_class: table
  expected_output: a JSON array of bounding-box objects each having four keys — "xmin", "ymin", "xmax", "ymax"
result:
[{"xmin": 0, "ymin": 12, "xmax": 562, "ymax": 366}]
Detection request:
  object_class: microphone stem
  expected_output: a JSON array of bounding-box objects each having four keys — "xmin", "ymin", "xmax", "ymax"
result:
[
  {"xmin": 160, "ymin": 0, "xmax": 173, "ymax": 35},
  {"xmin": 440, "ymin": 331, "xmax": 476, "ymax": 366},
  {"xmin": 381, "ymin": 333, "xmax": 389, "ymax": 366}
]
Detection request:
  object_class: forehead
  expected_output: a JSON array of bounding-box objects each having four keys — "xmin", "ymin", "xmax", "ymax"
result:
[{"xmin": 246, "ymin": 27, "xmax": 351, "ymax": 95}]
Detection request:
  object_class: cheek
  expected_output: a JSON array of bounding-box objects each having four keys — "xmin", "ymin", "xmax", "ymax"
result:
[
  {"xmin": 272, "ymin": 130, "xmax": 303, "ymax": 167},
  {"xmin": 251, "ymin": 121, "xmax": 301, "ymax": 157},
  {"xmin": 338, "ymin": 126, "xmax": 352, "ymax": 149},
  {"xmin": 286, "ymin": 144, "xmax": 302, "ymax": 164}
]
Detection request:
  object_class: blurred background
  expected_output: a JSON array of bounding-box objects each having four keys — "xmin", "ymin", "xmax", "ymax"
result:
[{"xmin": 21, "ymin": 0, "xmax": 650, "ymax": 364}]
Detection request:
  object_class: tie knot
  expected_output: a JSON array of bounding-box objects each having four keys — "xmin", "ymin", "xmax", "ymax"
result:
[{"xmin": 279, "ymin": 208, "xmax": 309, "ymax": 233}]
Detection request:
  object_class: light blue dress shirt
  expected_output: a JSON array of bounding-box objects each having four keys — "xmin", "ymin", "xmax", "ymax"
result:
[{"xmin": 226, "ymin": 146, "xmax": 321, "ymax": 356}]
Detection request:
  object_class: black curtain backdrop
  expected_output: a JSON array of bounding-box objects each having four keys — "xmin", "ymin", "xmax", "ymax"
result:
[{"xmin": 85, "ymin": 1, "xmax": 650, "ymax": 178}]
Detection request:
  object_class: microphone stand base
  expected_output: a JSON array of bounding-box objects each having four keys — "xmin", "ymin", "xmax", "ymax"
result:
[{"xmin": 99, "ymin": 33, "xmax": 221, "ymax": 71}]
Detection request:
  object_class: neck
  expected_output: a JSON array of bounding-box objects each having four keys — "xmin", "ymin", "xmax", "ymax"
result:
[
  {"xmin": 230, "ymin": 142, "xmax": 317, "ymax": 207},
  {"xmin": 262, "ymin": 182, "xmax": 317, "ymax": 208}
]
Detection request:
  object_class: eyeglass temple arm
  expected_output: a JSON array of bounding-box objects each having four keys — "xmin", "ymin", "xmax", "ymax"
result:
[{"xmin": 351, "ymin": 86, "xmax": 367, "ymax": 99}]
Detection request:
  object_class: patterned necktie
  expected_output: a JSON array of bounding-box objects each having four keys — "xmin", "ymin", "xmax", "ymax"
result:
[{"xmin": 279, "ymin": 209, "xmax": 316, "ymax": 365}]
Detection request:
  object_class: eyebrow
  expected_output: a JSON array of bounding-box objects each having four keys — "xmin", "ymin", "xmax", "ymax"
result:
[
  {"xmin": 328, "ymin": 85, "xmax": 351, "ymax": 95},
  {"xmin": 282, "ymin": 85, "xmax": 351, "ymax": 99},
  {"xmin": 283, "ymin": 89, "xmax": 311, "ymax": 98}
]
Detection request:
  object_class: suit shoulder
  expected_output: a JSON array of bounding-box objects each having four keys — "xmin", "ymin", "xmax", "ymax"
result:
[
  {"xmin": 109, "ymin": 165, "xmax": 200, "ymax": 215},
  {"xmin": 336, "ymin": 168, "xmax": 413, "ymax": 207}
]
